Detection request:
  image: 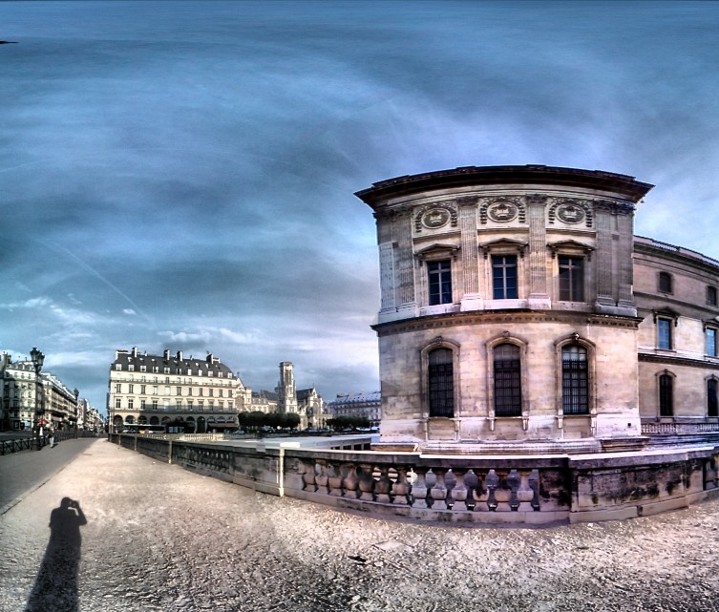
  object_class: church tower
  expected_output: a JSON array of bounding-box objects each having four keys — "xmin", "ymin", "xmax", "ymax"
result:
[{"xmin": 277, "ymin": 361, "xmax": 298, "ymax": 414}]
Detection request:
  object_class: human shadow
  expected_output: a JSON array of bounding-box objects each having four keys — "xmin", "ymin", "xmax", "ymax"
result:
[{"xmin": 25, "ymin": 497, "xmax": 87, "ymax": 612}]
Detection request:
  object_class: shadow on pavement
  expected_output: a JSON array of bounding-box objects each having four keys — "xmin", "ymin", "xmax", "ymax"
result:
[{"xmin": 25, "ymin": 497, "xmax": 87, "ymax": 612}]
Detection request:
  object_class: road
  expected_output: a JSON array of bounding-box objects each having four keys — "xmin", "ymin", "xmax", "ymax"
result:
[{"xmin": 0, "ymin": 437, "xmax": 99, "ymax": 514}]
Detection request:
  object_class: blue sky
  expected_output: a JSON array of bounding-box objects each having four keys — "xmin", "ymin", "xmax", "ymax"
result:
[{"xmin": 2, "ymin": 1, "xmax": 719, "ymax": 413}]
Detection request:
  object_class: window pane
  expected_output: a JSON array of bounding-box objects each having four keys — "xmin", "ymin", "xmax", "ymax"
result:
[
  {"xmin": 708, "ymin": 380, "xmax": 718, "ymax": 417},
  {"xmin": 658, "ymin": 272, "xmax": 672, "ymax": 293},
  {"xmin": 707, "ymin": 328, "xmax": 717, "ymax": 356},
  {"xmin": 428, "ymin": 260, "xmax": 452, "ymax": 305},
  {"xmin": 659, "ymin": 374, "xmax": 673, "ymax": 416},
  {"xmin": 428, "ymin": 348, "xmax": 454, "ymax": 417},
  {"xmin": 658, "ymin": 319, "xmax": 672, "ymax": 350},
  {"xmin": 494, "ymin": 344, "xmax": 521, "ymax": 416},
  {"xmin": 558, "ymin": 256, "xmax": 584, "ymax": 302},
  {"xmin": 562, "ymin": 345, "xmax": 588, "ymax": 414},
  {"xmin": 707, "ymin": 286, "xmax": 717, "ymax": 306},
  {"xmin": 492, "ymin": 255, "xmax": 518, "ymax": 300}
]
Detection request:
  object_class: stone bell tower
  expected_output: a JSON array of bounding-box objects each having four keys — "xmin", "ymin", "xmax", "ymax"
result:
[{"xmin": 277, "ymin": 361, "xmax": 298, "ymax": 414}]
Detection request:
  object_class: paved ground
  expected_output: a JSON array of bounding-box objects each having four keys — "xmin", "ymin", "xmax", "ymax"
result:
[{"xmin": 2, "ymin": 438, "xmax": 719, "ymax": 612}]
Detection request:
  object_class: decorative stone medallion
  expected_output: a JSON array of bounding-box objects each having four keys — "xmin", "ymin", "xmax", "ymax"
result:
[
  {"xmin": 421, "ymin": 207, "xmax": 451, "ymax": 229},
  {"xmin": 556, "ymin": 202, "xmax": 585, "ymax": 224},
  {"xmin": 487, "ymin": 200, "xmax": 519, "ymax": 223}
]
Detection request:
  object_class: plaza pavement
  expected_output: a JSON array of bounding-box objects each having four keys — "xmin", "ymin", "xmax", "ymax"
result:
[{"xmin": 1, "ymin": 437, "xmax": 719, "ymax": 611}]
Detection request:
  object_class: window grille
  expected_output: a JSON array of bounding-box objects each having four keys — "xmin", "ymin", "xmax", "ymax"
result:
[
  {"xmin": 562, "ymin": 344, "xmax": 588, "ymax": 414},
  {"xmin": 428, "ymin": 348, "xmax": 454, "ymax": 417},
  {"xmin": 494, "ymin": 344, "xmax": 521, "ymax": 416}
]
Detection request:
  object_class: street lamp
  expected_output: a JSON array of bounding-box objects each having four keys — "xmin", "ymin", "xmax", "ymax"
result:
[{"xmin": 30, "ymin": 347, "xmax": 45, "ymax": 448}]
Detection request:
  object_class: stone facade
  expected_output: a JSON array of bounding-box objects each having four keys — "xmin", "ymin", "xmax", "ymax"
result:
[
  {"xmin": 108, "ymin": 348, "xmax": 242, "ymax": 433},
  {"xmin": 328, "ymin": 391, "xmax": 382, "ymax": 426},
  {"xmin": 356, "ymin": 165, "xmax": 660, "ymax": 451},
  {"xmin": 0, "ymin": 348, "xmax": 79, "ymax": 432}
]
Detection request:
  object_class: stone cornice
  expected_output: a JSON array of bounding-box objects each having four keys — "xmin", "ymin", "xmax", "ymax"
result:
[
  {"xmin": 356, "ymin": 165, "xmax": 653, "ymax": 208},
  {"xmin": 638, "ymin": 352, "xmax": 719, "ymax": 370},
  {"xmin": 372, "ymin": 309, "xmax": 642, "ymax": 336}
]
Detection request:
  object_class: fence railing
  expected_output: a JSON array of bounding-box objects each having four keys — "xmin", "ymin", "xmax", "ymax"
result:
[{"xmin": 641, "ymin": 421, "xmax": 719, "ymax": 435}]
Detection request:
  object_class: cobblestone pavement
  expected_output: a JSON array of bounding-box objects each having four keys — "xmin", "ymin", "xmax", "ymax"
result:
[{"xmin": 2, "ymin": 439, "xmax": 719, "ymax": 612}]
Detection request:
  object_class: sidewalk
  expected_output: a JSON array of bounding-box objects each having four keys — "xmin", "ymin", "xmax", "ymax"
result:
[{"xmin": 2, "ymin": 438, "xmax": 719, "ymax": 612}]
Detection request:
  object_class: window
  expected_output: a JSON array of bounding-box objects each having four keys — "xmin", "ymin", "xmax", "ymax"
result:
[
  {"xmin": 177, "ymin": 386, "xmax": 182, "ymax": 396},
  {"xmin": 708, "ymin": 379, "xmax": 718, "ymax": 417},
  {"xmin": 128, "ymin": 399, "xmax": 134, "ymax": 410},
  {"xmin": 428, "ymin": 260, "xmax": 452, "ymax": 305},
  {"xmin": 658, "ymin": 271, "xmax": 672, "ymax": 293},
  {"xmin": 558, "ymin": 256, "xmax": 584, "ymax": 301},
  {"xmin": 152, "ymin": 400, "xmax": 158, "ymax": 410},
  {"xmin": 708, "ymin": 286, "xmax": 718, "ymax": 306},
  {"xmin": 562, "ymin": 344, "xmax": 588, "ymax": 414},
  {"xmin": 128, "ymin": 384, "xmax": 134, "ymax": 393},
  {"xmin": 140, "ymin": 384, "xmax": 146, "ymax": 394},
  {"xmin": 493, "ymin": 344, "xmax": 521, "ymax": 416},
  {"xmin": 706, "ymin": 327, "xmax": 718, "ymax": 357},
  {"xmin": 140, "ymin": 399, "xmax": 146, "ymax": 409},
  {"xmin": 659, "ymin": 373, "xmax": 673, "ymax": 416},
  {"xmin": 492, "ymin": 255, "xmax": 518, "ymax": 299},
  {"xmin": 428, "ymin": 348, "xmax": 454, "ymax": 417},
  {"xmin": 115, "ymin": 383, "xmax": 122, "ymax": 393},
  {"xmin": 657, "ymin": 318, "xmax": 673, "ymax": 350},
  {"xmin": 115, "ymin": 398, "xmax": 121, "ymax": 409}
]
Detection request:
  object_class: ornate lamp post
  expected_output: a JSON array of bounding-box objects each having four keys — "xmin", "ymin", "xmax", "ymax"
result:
[{"xmin": 30, "ymin": 347, "xmax": 45, "ymax": 449}]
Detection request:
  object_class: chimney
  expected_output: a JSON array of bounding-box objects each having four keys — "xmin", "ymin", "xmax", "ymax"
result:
[{"xmin": 176, "ymin": 350, "xmax": 183, "ymax": 361}]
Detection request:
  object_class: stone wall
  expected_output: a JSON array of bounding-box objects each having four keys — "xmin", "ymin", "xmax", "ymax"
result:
[{"xmin": 109, "ymin": 434, "xmax": 719, "ymax": 525}]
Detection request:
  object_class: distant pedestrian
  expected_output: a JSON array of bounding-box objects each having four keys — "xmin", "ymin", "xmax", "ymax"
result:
[{"xmin": 48, "ymin": 424, "xmax": 56, "ymax": 448}]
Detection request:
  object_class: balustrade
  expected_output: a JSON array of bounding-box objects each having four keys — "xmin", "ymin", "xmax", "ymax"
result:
[{"xmin": 298, "ymin": 457, "xmax": 545, "ymax": 514}]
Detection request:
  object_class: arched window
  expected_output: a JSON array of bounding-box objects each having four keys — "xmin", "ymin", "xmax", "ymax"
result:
[
  {"xmin": 708, "ymin": 379, "xmax": 718, "ymax": 417},
  {"xmin": 562, "ymin": 344, "xmax": 588, "ymax": 414},
  {"xmin": 659, "ymin": 373, "xmax": 673, "ymax": 416},
  {"xmin": 428, "ymin": 348, "xmax": 454, "ymax": 417},
  {"xmin": 494, "ymin": 344, "xmax": 521, "ymax": 416}
]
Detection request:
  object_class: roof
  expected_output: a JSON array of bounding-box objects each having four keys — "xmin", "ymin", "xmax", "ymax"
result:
[
  {"xmin": 355, "ymin": 165, "xmax": 653, "ymax": 207},
  {"xmin": 329, "ymin": 391, "xmax": 381, "ymax": 406},
  {"xmin": 111, "ymin": 348, "xmax": 234, "ymax": 377}
]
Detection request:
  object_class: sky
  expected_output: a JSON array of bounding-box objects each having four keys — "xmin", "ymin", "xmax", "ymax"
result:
[{"xmin": 2, "ymin": 1, "xmax": 719, "ymax": 414}]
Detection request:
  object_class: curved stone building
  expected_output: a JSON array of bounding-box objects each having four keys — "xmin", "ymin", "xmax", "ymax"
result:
[{"xmin": 356, "ymin": 165, "xmax": 719, "ymax": 453}]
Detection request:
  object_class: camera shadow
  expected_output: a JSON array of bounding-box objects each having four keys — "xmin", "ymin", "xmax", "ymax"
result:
[{"xmin": 25, "ymin": 497, "xmax": 87, "ymax": 612}]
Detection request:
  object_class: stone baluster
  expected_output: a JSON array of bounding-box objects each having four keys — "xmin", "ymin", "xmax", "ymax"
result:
[
  {"xmin": 450, "ymin": 469, "xmax": 470, "ymax": 511},
  {"xmin": 315, "ymin": 461, "xmax": 329, "ymax": 494},
  {"xmin": 375, "ymin": 466, "xmax": 393, "ymax": 504},
  {"xmin": 429, "ymin": 469, "xmax": 448, "ymax": 510},
  {"xmin": 528, "ymin": 469, "xmax": 541, "ymax": 511},
  {"xmin": 464, "ymin": 469, "xmax": 480, "ymax": 511},
  {"xmin": 444, "ymin": 470, "xmax": 457, "ymax": 510},
  {"xmin": 342, "ymin": 464, "xmax": 360, "ymax": 499},
  {"xmin": 327, "ymin": 462, "xmax": 343, "ymax": 497},
  {"xmin": 357, "ymin": 463, "xmax": 375, "ymax": 501},
  {"xmin": 507, "ymin": 469, "xmax": 521, "ymax": 511},
  {"xmin": 411, "ymin": 468, "xmax": 429, "ymax": 509},
  {"xmin": 392, "ymin": 467, "xmax": 411, "ymax": 505},
  {"xmin": 485, "ymin": 469, "xmax": 499, "ymax": 511}
]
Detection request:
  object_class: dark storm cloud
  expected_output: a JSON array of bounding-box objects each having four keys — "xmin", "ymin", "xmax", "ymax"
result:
[{"xmin": 2, "ymin": 1, "xmax": 719, "ymax": 410}]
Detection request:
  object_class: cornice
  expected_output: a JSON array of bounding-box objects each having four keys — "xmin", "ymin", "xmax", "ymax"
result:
[
  {"xmin": 638, "ymin": 352, "xmax": 719, "ymax": 371},
  {"xmin": 372, "ymin": 309, "xmax": 642, "ymax": 336}
]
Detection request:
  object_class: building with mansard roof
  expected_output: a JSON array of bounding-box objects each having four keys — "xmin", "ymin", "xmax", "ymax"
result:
[
  {"xmin": 107, "ymin": 348, "xmax": 242, "ymax": 433},
  {"xmin": 356, "ymin": 165, "xmax": 719, "ymax": 453},
  {"xmin": 328, "ymin": 391, "xmax": 381, "ymax": 427}
]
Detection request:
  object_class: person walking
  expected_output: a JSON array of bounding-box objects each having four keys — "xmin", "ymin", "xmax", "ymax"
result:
[{"xmin": 48, "ymin": 423, "xmax": 56, "ymax": 448}]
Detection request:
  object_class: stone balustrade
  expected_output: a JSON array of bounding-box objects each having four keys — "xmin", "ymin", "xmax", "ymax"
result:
[{"xmin": 109, "ymin": 433, "xmax": 719, "ymax": 524}]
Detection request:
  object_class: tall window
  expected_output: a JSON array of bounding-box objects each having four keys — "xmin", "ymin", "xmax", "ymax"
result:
[
  {"xmin": 428, "ymin": 260, "xmax": 452, "ymax": 305},
  {"xmin": 558, "ymin": 256, "xmax": 584, "ymax": 302},
  {"xmin": 659, "ymin": 373, "xmax": 673, "ymax": 416},
  {"xmin": 492, "ymin": 255, "xmax": 518, "ymax": 299},
  {"xmin": 706, "ymin": 327, "xmax": 718, "ymax": 357},
  {"xmin": 657, "ymin": 318, "xmax": 673, "ymax": 350},
  {"xmin": 658, "ymin": 271, "xmax": 673, "ymax": 293},
  {"xmin": 708, "ymin": 379, "xmax": 718, "ymax": 417},
  {"xmin": 562, "ymin": 344, "xmax": 588, "ymax": 414},
  {"xmin": 494, "ymin": 344, "xmax": 521, "ymax": 416},
  {"xmin": 428, "ymin": 348, "xmax": 454, "ymax": 417}
]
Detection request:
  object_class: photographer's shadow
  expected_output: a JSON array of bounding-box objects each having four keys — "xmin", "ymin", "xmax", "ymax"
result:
[{"xmin": 25, "ymin": 497, "xmax": 87, "ymax": 612}]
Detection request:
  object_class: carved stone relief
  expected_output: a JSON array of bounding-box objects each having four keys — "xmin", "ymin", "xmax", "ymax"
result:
[
  {"xmin": 414, "ymin": 204, "xmax": 458, "ymax": 232},
  {"xmin": 479, "ymin": 197, "xmax": 526, "ymax": 225},
  {"xmin": 548, "ymin": 199, "xmax": 593, "ymax": 228}
]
